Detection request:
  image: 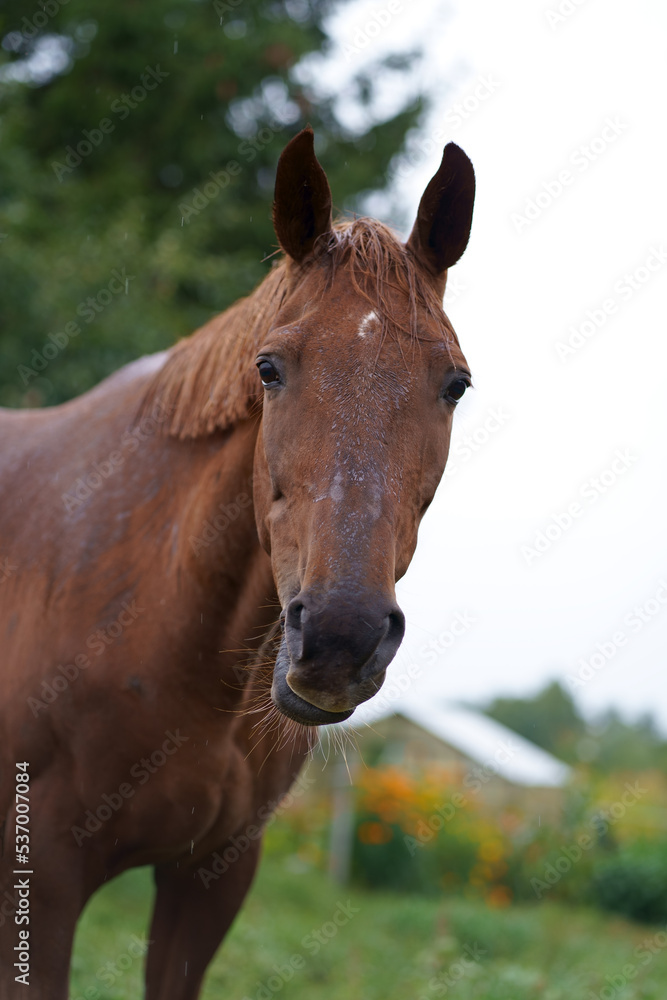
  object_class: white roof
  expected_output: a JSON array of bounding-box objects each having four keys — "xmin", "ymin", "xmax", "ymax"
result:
[{"xmin": 341, "ymin": 693, "xmax": 571, "ymax": 788}]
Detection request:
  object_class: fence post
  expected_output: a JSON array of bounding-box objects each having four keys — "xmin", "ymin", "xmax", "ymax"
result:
[{"xmin": 328, "ymin": 759, "xmax": 355, "ymax": 884}]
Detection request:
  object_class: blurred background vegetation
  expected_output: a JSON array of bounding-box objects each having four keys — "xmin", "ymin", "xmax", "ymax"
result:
[
  {"xmin": 277, "ymin": 682, "xmax": 667, "ymax": 926},
  {"xmin": 0, "ymin": 0, "xmax": 421, "ymax": 407}
]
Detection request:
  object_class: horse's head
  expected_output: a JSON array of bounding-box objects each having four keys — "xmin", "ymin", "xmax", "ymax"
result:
[{"xmin": 253, "ymin": 128, "xmax": 475, "ymax": 726}]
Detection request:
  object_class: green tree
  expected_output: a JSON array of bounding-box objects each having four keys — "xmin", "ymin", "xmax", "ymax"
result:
[
  {"xmin": 481, "ymin": 681, "xmax": 586, "ymax": 762},
  {"xmin": 590, "ymin": 710, "xmax": 667, "ymax": 772},
  {"xmin": 0, "ymin": 0, "xmax": 422, "ymax": 407},
  {"xmin": 480, "ymin": 681, "xmax": 667, "ymax": 771}
]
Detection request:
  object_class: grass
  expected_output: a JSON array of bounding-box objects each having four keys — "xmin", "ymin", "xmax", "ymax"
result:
[{"xmin": 70, "ymin": 854, "xmax": 667, "ymax": 1000}]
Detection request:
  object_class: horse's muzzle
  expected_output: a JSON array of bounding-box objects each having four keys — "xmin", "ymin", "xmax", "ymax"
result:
[{"xmin": 270, "ymin": 591, "xmax": 406, "ymax": 726}]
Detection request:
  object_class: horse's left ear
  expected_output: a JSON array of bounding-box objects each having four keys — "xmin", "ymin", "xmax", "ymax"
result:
[
  {"xmin": 406, "ymin": 142, "xmax": 475, "ymax": 277},
  {"xmin": 273, "ymin": 127, "xmax": 333, "ymax": 263}
]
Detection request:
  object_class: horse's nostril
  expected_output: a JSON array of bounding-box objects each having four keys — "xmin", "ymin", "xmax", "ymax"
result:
[
  {"xmin": 387, "ymin": 607, "xmax": 406, "ymax": 646},
  {"xmin": 284, "ymin": 592, "xmax": 405, "ymax": 675},
  {"xmin": 286, "ymin": 599, "xmax": 304, "ymax": 633}
]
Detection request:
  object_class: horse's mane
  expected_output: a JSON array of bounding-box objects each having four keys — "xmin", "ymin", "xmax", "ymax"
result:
[{"xmin": 140, "ymin": 217, "xmax": 450, "ymax": 440}]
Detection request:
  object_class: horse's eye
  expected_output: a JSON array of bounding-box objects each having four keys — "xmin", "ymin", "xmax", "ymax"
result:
[
  {"xmin": 443, "ymin": 377, "xmax": 470, "ymax": 404},
  {"xmin": 257, "ymin": 360, "xmax": 280, "ymax": 387}
]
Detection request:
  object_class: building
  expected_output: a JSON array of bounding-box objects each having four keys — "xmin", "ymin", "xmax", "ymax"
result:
[
  {"xmin": 338, "ymin": 693, "xmax": 572, "ymax": 813},
  {"xmin": 309, "ymin": 694, "xmax": 573, "ymax": 883}
]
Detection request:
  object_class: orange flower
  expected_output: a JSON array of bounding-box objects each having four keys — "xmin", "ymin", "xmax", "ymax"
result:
[
  {"xmin": 486, "ymin": 885, "xmax": 512, "ymax": 908},
  {"xmin": 358, "ymin": 821, "xmax": 393, "ymax": 845}
]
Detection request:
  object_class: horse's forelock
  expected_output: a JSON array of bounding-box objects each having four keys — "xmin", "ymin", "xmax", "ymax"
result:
[
  {"xmin": 139, "ymin": 218, "xmax": 452, "ymax": 440},
  {"xmin": 322, "ymin": 217, "xmax": 452, "ymax": 345}
]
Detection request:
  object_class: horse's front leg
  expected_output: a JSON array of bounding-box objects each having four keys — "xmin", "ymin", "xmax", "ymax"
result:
[{"xmin": 145, "ymin": 837, "xmax": 262, "ymax": 1000}]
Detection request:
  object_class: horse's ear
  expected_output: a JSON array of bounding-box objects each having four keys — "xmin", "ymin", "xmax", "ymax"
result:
[
  {"xmin": 406, "ymin": 142, "xmax": 475, "ymax": 277},
  {"xmin": 273, "ymin": 127, "xmax": 333, "ymax": 263}
]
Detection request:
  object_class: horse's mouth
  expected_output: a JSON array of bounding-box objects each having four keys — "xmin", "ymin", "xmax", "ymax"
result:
[{"xmin": 270, "ymin": 639, "xmax": 356, "ymax": 726}]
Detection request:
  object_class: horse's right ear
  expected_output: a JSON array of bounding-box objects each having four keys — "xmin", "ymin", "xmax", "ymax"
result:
[
  {"xmin": 406, "ymin": 142, "xmax": 475, "ymax": 278},
  {"xmin": 273, "ymin": 127, "xmax": 333, "ymax": 263}
]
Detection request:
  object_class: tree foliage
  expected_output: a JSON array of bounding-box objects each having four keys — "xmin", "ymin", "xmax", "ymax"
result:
[
  {"xmin": 481, "ymin": 681, "xmax": 667, "ymax": 771},
  {"xmin": 483, "ymin": 681, "xmax": 585, "ymax": 761},
  {"xmin": 0, "ymin": 0, "xmax": 422, "ymax": 406}
]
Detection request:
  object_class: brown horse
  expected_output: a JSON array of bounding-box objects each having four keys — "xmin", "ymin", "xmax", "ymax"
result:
[{"xmin": 0, "ymin": 128, "xmax": 474, "ymax": 999}]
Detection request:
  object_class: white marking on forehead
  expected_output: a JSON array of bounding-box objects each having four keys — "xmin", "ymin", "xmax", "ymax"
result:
[
  {"xmin": 330, "ymin": 471, "xmax": 344, "ymax": 502},
  {"xmin": 357, "ymin": 310, "xmax": 379, "ymax": 338}
]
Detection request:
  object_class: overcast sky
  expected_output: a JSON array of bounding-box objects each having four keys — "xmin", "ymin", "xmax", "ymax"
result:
[{"xmin": 304, "ymin": 0, "xmax": 667, "ymax": 734}]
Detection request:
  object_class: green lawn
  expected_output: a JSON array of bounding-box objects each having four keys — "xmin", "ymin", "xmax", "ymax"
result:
[{"xmin": 71, "ymin": 855, "xmax": 667, "ymax": 1000}]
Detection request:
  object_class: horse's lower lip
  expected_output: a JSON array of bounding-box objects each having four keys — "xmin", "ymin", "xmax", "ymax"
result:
[{"xmin": 270, "ymin": 641, "xmax": 354, "ymax": 726}]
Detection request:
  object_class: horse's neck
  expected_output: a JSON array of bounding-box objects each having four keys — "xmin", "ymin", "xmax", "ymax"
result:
[
  {"xmin": 157, "ymin": 418, "xmax": 278, "ymax": 686},
  {"xmin": 103, "ymin": 361, "xmax": 277, "ymax": 682}
]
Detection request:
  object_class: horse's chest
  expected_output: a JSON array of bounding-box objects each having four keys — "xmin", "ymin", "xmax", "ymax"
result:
[{"xmin": 119, "ymin": 737, "xmax": 256, "ymax": 861}]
